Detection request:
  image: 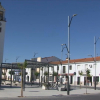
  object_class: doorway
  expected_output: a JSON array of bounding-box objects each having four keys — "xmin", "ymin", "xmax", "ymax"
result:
[
  {"xmin": 70, "ymin": 76, "xmax": 73, "ymax": 84},
  {"xmin": 84, "ymin": 77, "xmax": 92, "ymax": 86},
  {"xmin": 77, "ymin": 77, "xmax": 80, "ymax": 85}
]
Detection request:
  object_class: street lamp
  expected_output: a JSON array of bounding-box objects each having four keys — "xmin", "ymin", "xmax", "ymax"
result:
[
  {"xmin": 16, "ymin": 56, "xmax": 20, "ymax": 62},
  {"xmin": 61, "ymin": 44, "xmax": 69, "ymax": 60},
  {"xmin": 5, "ymin": 58, "xmax": 8, "ymax": 63},
  {"xmin": 67, "ymin": 14, "xmax": 77, "ymax": 95},
  {"xmin": 94, "ymin": 36, "xmax": 100, "ymax": 90}
]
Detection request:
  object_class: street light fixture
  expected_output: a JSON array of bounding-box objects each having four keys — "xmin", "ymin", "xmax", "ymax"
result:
[
  {"xmin": 5, "ymin": 58, "xmax": 8, "ymax": 63},
  {"xmin": 94, "ymin": 36, "xmax": 100, "ymax": 90},
  {"xmin": 67, "ymin": 14, "xmax": 77, "ymax": 95},
  {"xmin": 61, "ymin": 44, "xmax": 69, "ymax": 60},
  {"xmin": 33, "ymin": 52, "xmax": 38, "ymax": 58},
  {"xmin": 16, "ymin": 56, "xmax": 20, "ymax": 62}
]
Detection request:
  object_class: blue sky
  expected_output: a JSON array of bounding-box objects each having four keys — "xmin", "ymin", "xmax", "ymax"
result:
[{"xmin": 1, "ymin": 0, "xmax": 100, "ymax": 63}]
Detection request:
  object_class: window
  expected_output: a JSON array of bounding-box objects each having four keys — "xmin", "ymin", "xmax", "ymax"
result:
[
  {"xmin": 85, "ymin": 64, "xmax": 88, "ymax": 69},
  {"xmin": 57, "ymin": 66, "xmax": 59, "ymax": 70},
  {"xmin": 93, "ymin": 76, "xmax": 99, "ymax": 82},
  {"xmin": 0, "ymin": 27, "xmax": 1, "ymax": 32},
  {"xmin": 0, "ymin": 11, "xmax": 3, "ymax": 20},
  {"xmin": 63, "ymin": 66, "xmax": 66, "ymax": 73},
  {"xmin": 69, "ymin": 65, "xmax": 72, "ymax": 70},
  {"xmin": 49, "ymin": 76, "xmax": 53, "ymax": 81},
  {"xmin": 50, "ymin": 67, "xmax": 53, "ymax": 71},
  {"xmin": 77, "ymin": 65, "xmax": 80, "ymax": 69}
]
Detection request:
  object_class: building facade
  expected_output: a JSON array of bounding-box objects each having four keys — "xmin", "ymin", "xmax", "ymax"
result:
[{"xmin": 40, "ymin": 56, "xmax": 100, "ymax": 87}]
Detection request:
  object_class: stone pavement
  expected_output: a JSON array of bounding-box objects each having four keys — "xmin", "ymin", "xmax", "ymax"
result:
[{"xmin": 0, "ymin": 85, "xmax": 100, "ymax": 98}]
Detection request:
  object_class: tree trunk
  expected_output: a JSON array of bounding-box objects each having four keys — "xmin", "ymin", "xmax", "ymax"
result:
[
  {"xmin": 80, "ymin": 76, "xmax": 81, "ymax": 89},
  {"xmin": 21, "ymin": 69, "xmax": 23, "ymax": 97}
]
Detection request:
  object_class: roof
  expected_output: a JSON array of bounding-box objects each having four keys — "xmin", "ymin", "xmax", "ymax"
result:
[
  {"xmin": 50, "ymin": 56, "xmax": 100, "ymax": 65},
  {"xmin": 42, "ymin": 56, "xmax": 56, "ymax": 59}
]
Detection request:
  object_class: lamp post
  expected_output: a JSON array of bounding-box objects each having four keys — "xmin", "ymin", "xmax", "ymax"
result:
[
  {"xmin": 94, "ymin": 36, "xmax": 100, "ymax": 90},
  {"xmin": 67, "ymin": 14, "xmax": 77, "ymax": 95},
  {"xmin": 61, "ymin": 44, "xmax": 64, "ymax": 61}
]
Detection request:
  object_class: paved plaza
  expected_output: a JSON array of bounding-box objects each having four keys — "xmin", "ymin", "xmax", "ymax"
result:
[{"xmin": 0, "ymin": 85, "xmax": 100, "ymax": 98}]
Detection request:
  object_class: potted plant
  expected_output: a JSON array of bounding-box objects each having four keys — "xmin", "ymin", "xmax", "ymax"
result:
[
  {"xmin": 44, "ymin": 71, "xmax": 48, "ymax": 76},
  {"xmin": 44, "ymin": 71, "xmax": 48, "ymax": 82},
  {"xmin": 34, "ymin": 71, "xmax": 40, "ymax": 79},
  {"xmin": 53, "ymin": 72, "xmax": 58, "ymax": 82},
  {"xmin": 42, "ymin": 82, "xmax": 51, "ymax": 90}
]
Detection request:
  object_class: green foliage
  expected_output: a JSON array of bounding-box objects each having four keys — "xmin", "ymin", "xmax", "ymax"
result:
[
  {"xmin": 19, "ymin": 72, "xmax": 28, "ymax": 75},
  {"xmin": 34, "ymin": 71, "xmax": 39, "ymax": 77},
  {"xmin": 78, "ymin": 71, "xmax": 83, "ymax": 76},
  {"xmin": 86, "ymin": 68, "xmax": 91, "ymax": 77},
  {"xmin": 53, "ymin": 72, "xmax": 58, "ymax": 76},
  {"xmin": 23, "ymin": 60, "xmax": 27, "ymax": 68},
  {"xmin": 25, "ymin": 72, "xmax": 28, "ymax": 75},
  {"xmin": 42, "ymin": 82, "xmax": 51, "ymax": 87},
  {"xmin": 18, "ymin": 60, "xmax": 27, "ymax": 69},
  {"xmin": 44, "ymin": 71, "xmax": 48, "ymax": 76},
  {"xmin": 2, "ymin": 72, "xmax": 6, "ymax": 75},
  {"xmin": 9, "ymin": 71, "xmax": 15, "ymax": 75}
]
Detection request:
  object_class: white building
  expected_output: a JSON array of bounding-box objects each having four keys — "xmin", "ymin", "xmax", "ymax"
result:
[
  {"xmin": 40, "ymin": 56, "xmax": 100, "ymax": 87},
  {"xmin": 31, "ymin": 56, "xmax": 62, "ymax": 62},
  {"xmin": 4, "ymin": 56, "xmax": 100, "ymax": 87},
  {"xmin": 0, "ymin": 3, "xmax": 6, "ymax": 64},
  {"xmin": 26, "ymin": 56, "xmax": 62, "ymax": 82}
]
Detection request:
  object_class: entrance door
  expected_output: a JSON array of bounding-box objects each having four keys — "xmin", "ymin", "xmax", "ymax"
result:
[
  {"xmin": 84, "ymin": 77, "xmax": 92, "ymax": 86},
  {"xmin": 87, "ymin": 77, "xmax": 92, "ymax": 86},
  {"xmin": 84, "ymin": 77, "xmax": 86, "ymax": 85},
  {"xmin": 70, "ymin": 76, "xmax": 73, "ymax": 84},
  {"xmin": 27, "ymin": 76, "xmax": 29, "ymax": 82},
  {"xmin": 77, "ymin": 77, "xmax": 80, "ymax": 85}
]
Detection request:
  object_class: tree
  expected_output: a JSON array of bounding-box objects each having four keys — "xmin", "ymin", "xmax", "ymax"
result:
[
  {"xmin": 9, "ymin": 71, "xmax": 15, "ymax": 81},
  {"xmin": 44, "ymin": 71, "xmax": 48, "ymax": 82},
  {"xmin": 34, "ymin": 71, "xmax": 39, "ymax": 79},
  {"xmin": 85, "ymin": 68, "xmax": 91, "ymax": 94},
  {"xmin": 78, "ymin": 70, "xmax": 83, "ymax": 88},
  {"xmin": 18, "ymin": 60, "xmax": 27, "ymax": 97},
  {"xmin": 19, "ymin": 72, "xmax": 28, "ymax": 76},
  {"xmin": 44, "ymin": 71, "xmax": 48, "ymax": 76},
  {"xmin": 53, "ymin": 72, "xmax": 58, "ymax": 76}
]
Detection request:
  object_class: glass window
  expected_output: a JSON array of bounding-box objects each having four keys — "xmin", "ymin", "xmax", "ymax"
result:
[
  {"xmin": 69, "ymin": 65, "xmax": 72, "ymax": 70},
  {"xmin": 57, "ymin": 66, "xmax": 59, "ymax": 70},
  {"xmin": 93, "ymin": 76, "xmax": 99, "ymax": 82},
  {"xmin": 49, "ymin": 76, "xmax": 53, "ymax": 81},
  {"xmin": 63, "ymin": 66, "xmax": 66, "ymax": 73},
  {"xmin": 85, "ymin": 64, "xmax": 88, "ymax": 69},
  {"xmin": 0, "ymin": 11, "xmax": 3, "ymax": 20}
]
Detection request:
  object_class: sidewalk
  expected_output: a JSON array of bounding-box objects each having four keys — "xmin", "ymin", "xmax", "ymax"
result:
[{"xmin": 0, "ymin": 85, "xmax": 100, "ymax": 98}]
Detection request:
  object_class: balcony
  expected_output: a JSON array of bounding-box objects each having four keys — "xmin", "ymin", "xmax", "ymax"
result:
[{"xmin": 0, "ymin": 17, "xmax": 6, "ymax": 21}]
